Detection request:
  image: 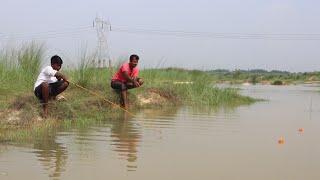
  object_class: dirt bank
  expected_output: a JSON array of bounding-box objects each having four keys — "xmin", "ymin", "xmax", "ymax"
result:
[{"xmin": 0, "ymin": 88, "xmax": 180, "ymax": 127}]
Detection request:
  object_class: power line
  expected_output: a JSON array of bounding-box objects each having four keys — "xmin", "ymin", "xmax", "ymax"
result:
[
  {"xmin": 112, "ymin": 25, "xmax": 320, "ymax": 36},
  {"xmin": 1, "ymin": 23, "xmax": 320, "ymax": 41},
  {"xmin": 0, "ymin": 25, "xmax": 92, "ymax": 37},
  {"xmin": 0, "ymin": 25, "xmax": 93, "ymax": 41},
  {"xmin": 110, "ymin": 25, "xmax": 320, "ymax": 41}
]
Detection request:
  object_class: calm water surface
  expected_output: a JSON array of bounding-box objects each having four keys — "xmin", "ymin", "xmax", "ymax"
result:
[{"xmin": 1, "ymin": 85, "xmax": 320, "ymax": 180}]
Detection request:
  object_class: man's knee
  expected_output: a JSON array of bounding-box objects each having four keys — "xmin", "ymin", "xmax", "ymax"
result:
[
  {"xmin": 57, "ymin": 81, "xmax": 69, "ymax": 93},
  {"xmin": 41, "ymin": 82, "xmax": 49, "ymax": 89},
  {"xmin": 120, "ymin": 83, "xmax": 127, "ymax": 91},
  {"xmin": 63, "ymin": 81, "xmax": 69, "ymax": 88}
]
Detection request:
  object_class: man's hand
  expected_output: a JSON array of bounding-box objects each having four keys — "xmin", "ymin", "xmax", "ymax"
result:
[
  {"xmin": 63, "ymin": 77, "xmax": 69, "ymax": 83},
  {"xmin": 134, "ymin": 80, "xmax": 140, "ymax": 87},
  {"xmin": 55, "ymin": 72, "xmax": 68, "ymax": 83}
]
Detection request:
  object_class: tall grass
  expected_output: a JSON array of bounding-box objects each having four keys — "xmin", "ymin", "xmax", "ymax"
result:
[
  {"xmin": 18, "ymin": 43, "xmax": 43, "ymax": 85},
  {"xmin": 69, "ymin": 49, "xmax": 119, "ymax": 90},
  {"xmin": 0, "ymin": 42, "xmax": 44, "ymax": 93},
  {"xmin": 72, "ymin": 49, "xmax": 98, "ymax": 87}
]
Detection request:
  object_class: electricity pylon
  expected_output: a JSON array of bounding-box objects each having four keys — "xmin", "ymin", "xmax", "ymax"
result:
[{"xmin": 93, "ymin": 16, "xmax": 111, "ymax": 68}]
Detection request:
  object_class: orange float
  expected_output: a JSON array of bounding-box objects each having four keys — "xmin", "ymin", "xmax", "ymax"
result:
[{"xmin": 278, "ymin": 137, "xmax": 285, "ymax": 144}]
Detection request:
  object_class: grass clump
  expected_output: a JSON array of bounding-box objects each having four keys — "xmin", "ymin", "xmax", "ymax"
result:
[{"xmin": 271, "ymin": 80, "xmax": 283, "ymax": 85}]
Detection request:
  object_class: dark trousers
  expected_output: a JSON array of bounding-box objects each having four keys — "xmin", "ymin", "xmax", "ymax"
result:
[{"xmin": 34, "ymin": 81, "xmax": 64, "ymax": 100}]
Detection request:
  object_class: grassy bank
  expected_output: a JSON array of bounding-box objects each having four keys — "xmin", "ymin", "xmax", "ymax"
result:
[
  {"xmin": 0, "ymin": 43, "xmax": 256, "ymax": 141},
  {"xmin": 208, "ymin": 69, "xmax": 320, "ymax": 85}
]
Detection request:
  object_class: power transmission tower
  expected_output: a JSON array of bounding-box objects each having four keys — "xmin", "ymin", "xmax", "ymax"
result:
[{"xmin": 93, "ymin": 17, "xmax": 111, "ymax": 68}]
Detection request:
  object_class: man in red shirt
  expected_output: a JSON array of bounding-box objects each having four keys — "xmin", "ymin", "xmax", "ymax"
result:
[{"xmin": 111, "ymin": 54, "xmax": 144, "ymax": 109}]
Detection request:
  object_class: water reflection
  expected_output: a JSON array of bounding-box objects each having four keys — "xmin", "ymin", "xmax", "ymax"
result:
[
  {"xmin": 134, "ymin": 107, "xmax": 179, "ymax": 131},
  {"xmin": 110, "ymin": 112, "xmax": 141, "ymax": 171},
  {"xmin": 32, "ymin": 133, "xmax": 67, "ymax": 179},
  {"xmin": 137, "ymin": 106, "xmax": 179, "ymax": 119},
  {"xmin": 109, "ymin": 107, "xmax": 180, "ymax": 171}
]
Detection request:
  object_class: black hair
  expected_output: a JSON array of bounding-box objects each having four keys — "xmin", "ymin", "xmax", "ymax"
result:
[
  {"xmin": 51, "ymin": 55, "xmax": 63, "ymax": 65},
  {"xmin": 129, "ymin": 54, "xmax": 139, "ymax": 62}
]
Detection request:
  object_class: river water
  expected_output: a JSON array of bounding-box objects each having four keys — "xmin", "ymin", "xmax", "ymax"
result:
[{"xmin": 1, "ymin": 85, "xmax": 320, "ymax": 180}]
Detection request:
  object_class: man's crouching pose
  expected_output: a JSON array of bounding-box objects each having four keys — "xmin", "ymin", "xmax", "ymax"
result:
[
  {"xmin": 111, "ymin": 54, "xmax": 143, "ymax": 109},
  {"xmin": 34, "ymin": 55, "xmax": 69, "ymax": 118}
]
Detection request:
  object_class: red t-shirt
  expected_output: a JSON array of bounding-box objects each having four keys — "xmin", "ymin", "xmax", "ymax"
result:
[{"xmin": 112, "ymin": 63, "xmax": 139, "ymax": 83}]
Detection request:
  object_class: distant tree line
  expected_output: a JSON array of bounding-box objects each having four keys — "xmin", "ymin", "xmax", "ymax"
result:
[{"xmin": 206, "ymin": 69, "xmax": 320, "ymax": 84}]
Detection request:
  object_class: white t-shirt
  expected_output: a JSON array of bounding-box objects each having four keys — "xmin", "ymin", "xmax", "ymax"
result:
[{"xmin": 34, "ymin": 66, "xmax": 58, "ymax": 90}]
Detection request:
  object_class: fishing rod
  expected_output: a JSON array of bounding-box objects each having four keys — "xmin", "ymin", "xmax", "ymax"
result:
[{"xmin": 69, "ymin": 81, "xmax": 135, "ymax": 117}]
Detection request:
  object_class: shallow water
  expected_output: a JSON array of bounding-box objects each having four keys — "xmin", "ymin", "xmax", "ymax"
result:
[{"xmin": 1, "ymin": 84, "xmax": 320, "ymax": 180}]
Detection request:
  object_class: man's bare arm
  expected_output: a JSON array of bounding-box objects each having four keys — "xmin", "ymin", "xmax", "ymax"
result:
[
  {"xmin": 122, "ymin": 71, "xmax": 134, "ymax": 82},
  {"xmin": 122, "ymin": 71, "xmax": 140, "ymax": 86},
  {"xmin": 55, "ymin": 72, "xmax": 69, "ymax": 82}
]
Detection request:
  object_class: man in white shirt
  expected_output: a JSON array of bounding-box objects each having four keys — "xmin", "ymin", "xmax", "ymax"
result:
[{"xmin": 34, "ymin": 55, "xmax": 69, "ymax": 117}]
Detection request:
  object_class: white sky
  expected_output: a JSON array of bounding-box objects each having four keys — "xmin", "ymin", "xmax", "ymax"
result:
[{"xmin": 1, "ymin": 0, "xmax": 320, "ymax": 72}]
